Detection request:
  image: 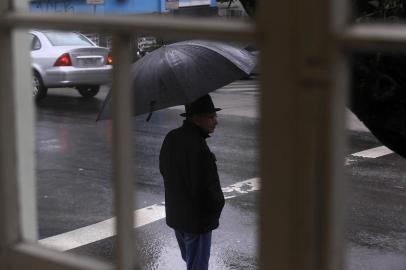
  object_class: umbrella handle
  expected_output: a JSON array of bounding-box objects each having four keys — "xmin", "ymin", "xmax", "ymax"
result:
[{"xmin": 146, "ymin": 100, "xmax": 156, "ymax": 122}]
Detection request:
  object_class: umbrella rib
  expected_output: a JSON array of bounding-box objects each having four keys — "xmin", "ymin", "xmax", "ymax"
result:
[{"xmin": 161, "ymin": 46, "xmax": 192, "ymax": 104}]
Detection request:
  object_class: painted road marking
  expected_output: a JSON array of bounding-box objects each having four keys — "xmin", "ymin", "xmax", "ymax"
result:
[
  {"xmin": 351, "ymin": 146, "xmax": 394, "ymax": 159},
  {"xmin": 39, "ymin": 178, "xmax": 260, "ymax": 251},
  {"xmin": 222, "ymin": 178, "xmax": 260, "ymax": 199},
  {"xmin": 345, "ymin": 146, "xmax": 394, "ymax": 165},
  {"xmin": 39, "ymin": 145, "xmax": 394, "ymax": 252},
  {"xmin": 216, "ymin": 81, "xmax": 258, "ymax": 93}
]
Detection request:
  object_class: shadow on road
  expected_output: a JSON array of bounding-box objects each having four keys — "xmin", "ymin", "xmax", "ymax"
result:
[{"xmin": 35, "ymin": 91, "xmax": 105, "ymax": 120}]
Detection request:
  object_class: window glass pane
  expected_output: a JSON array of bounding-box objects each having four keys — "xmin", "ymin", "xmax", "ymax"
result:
[
  {"xmin": 44, "ymin": 31, "xmax": 94, "ymax": 46},
  {"xmin": 29, "ymin": 34, "xmax": 41, "ymax": 50},
  {"xmin": 28, "ymin": 1, "xmax": 259, "ymax": 268},
  {"xmin": 345, "ymin": 50, "xmax": 406, "ymax": 269},
  {"xmin": 129, "ymin": 36, "xmax": 259, "ymax": 268},
  {"xmin": 346, "ymin": 2, "xmax": 406, "ymax": 267},
  {"xmin": 31, "ymin": 25, "xmax": 259, "ymax": 270},
  {"xmin": 33, "ymin": 29, "xmax": 114, "ymax": 258}
]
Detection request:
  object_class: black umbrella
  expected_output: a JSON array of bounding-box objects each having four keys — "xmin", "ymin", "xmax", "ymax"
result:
[{"xmin": 97, "ymin": 40, "xmax": 256, "ymax": 121}]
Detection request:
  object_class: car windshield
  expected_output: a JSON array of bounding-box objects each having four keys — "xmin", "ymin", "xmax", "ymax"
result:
[{"xmin": 44, "ymin": 32, "xmax": 93, "ymax": 46}]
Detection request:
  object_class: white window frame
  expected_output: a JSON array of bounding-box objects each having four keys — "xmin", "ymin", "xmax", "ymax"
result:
[{"xmin": 2, "ymin": 0, "xmax": 390, "ymax": 269}]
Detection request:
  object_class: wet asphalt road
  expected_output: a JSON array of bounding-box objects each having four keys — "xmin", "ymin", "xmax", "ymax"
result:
[
  {"xmin": 345, "ymin": 129, "xmax": 406, "ymax": 269},
  {"xmin": 36, "ymin": 82, "xmax": 259, "ymax": 269},
  {"xmin": 35, "ymin": 82, "xmax": 406, "ymax": 269}
]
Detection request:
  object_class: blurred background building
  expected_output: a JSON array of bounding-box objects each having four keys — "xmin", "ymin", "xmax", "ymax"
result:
[
  {"xmin": 28, "ymin": 0, "xmax": 251, "ymax": 60},
  {"xmin": 29, "ymin": 0, "xmax": 219, "ymax": 54},
  {"xmin": 29, "ymin": 0, "xmax": 217, "ymax": 15}
]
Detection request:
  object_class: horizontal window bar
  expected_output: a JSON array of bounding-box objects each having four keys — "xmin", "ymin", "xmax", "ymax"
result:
[
  {"xmin": 8, "ymin": 242, "xmax": 113, "ymax": 270},
  {"xmin": 0, "ymin": 12, "xmax": 255, "ymax": 41},
  {"xmin": 337, "ymin": 24, "xmax": 406, "ymax": 52}
]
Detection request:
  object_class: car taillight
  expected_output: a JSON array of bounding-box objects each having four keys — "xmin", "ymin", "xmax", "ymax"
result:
[
  {"xmin": 54, "ymin": 53, "xmax": 72, "ymax": 66},
  {"xmin": 107, "ymin": 54, "xmax": 113, "ymax": 65}
]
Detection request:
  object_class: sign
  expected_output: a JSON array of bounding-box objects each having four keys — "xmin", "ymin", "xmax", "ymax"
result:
[
  {"xmin": 166, "ymin": 0, "xmax": 179, "ymax": 9},
  {"xmin": 179, "ymin": 0, "xmax": 210, "ymax": 7},
  {"xmin": 86, "ymin": 0, "xmax": 104, "ymax": 5}
]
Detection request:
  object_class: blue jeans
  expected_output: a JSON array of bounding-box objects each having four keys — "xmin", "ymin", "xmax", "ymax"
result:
[{"xmin": 174, "ymin": 230, "xmax": 212, "ymax": 270}]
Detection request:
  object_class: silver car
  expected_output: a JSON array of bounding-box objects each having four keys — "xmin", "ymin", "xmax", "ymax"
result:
[{"xmin": 30, "ymin": 30, "xmax": 112, "ymax": 100}]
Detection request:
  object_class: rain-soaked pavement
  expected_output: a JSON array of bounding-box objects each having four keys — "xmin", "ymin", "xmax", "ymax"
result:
[
  {"xmin": 34, "ymin": 81, "xmax": 406, "ymax": 269},
  {"xmin": 36, "ymin": 82, "xmax": 259, "ymax": 269}
]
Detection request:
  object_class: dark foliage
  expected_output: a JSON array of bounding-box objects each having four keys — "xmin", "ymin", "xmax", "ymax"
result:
[
  {"xmin": 218, "ymin": 0, "xmax": 256, "ymax": 17},
  {"xmin": 231, "ymin": 0, "xmax": 406, "ymax": 158},
  {"xmin": 351, "ymin": 53, "xmax": 406, "ymax": 157},
  {"xmin": 352, "ymin": 0, "xmax": 406, "ymax": 22},
  {"xmin": 350, "ymin": 0, "xmax": 406, "ymax": 158},
  {"xmin": 237, "ymin": 0, "xmax": 256, "ymax": 18}
]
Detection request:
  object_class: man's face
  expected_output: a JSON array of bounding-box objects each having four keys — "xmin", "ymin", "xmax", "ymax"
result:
[{"xmin": 193, "ymin": 113, "xmax": 218, "ymax": 134}]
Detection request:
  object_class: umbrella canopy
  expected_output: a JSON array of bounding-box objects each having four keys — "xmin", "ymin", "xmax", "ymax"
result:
[{"xmin": 97, "ymin": 40, "xmax": 256, "ymax": 120}]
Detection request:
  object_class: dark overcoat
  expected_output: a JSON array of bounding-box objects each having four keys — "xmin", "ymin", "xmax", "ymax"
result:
[{"xmin": 159, "ymin": 120, "xmax": 225, "ymax": 234}]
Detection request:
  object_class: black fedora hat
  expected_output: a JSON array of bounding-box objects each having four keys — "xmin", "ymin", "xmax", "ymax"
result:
[{"xmin": 180, "ymin": 94, "xmax": 221, "ymax": 117}]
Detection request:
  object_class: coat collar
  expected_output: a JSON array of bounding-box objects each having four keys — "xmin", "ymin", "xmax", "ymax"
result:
[{"xmin": 183, "ymin": 120, "xmax": 210, "ymax": 139}]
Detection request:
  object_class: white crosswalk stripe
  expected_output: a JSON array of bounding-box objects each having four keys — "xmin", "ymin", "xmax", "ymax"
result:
[
  {"xmin": 216, "ymin": 80, "xmax": 258, "ymax": 94},
  {"xmin": 39, "ymin": 178, "xmax": 260, "ymax": 251},
  {"xmin": 38, "ymin": 144, "xmax": 393, "ymax": 252},
  {"xmin": 345, "ymin": 146, "xmax": 393, "ymax": 165},
  {"xmin": 351, "ymin": 146, "xmax": 393, "ymax": 158}
]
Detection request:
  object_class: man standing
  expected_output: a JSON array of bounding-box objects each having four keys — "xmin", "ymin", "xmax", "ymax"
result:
[{"xmin": 159, "ymin": 94, "xmax": 225, "ymax": 270}]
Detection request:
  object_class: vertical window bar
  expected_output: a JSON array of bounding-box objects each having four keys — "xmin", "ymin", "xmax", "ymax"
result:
[
  {"xmin": 257, "ymin": 2, "xmax": 296, "ymax": 268},
  {"xmin": 258, "ymin": 0, "xmax": 341, "ymax": 270},
  {"xmin": 327, "ymin": 50, "xmax": 348, "ymax": 270},
  {"xmin": 13, "ymin": 0, "xmax": 29, "ymax": 11},
  {"xmin": 331, "ymin": 0, "xmax": 350, "ymax": 32},
  {"xmin": 0, "ymin": 27, "xmax": 20, "ymax": 264},
  {"xmin": 111, "ymin": 33, "xmax": 136, "ymax": 270},
  {"xmin": 12, "ymin": 28, "xmax": 38, "ymax": 242},
  {"xmin": 330, "ymin": 1, "xmax": 350, "ymax": 270},
  {"xmin": 0, "ymin": 0, "xmax": 39, "ymax": 246}
]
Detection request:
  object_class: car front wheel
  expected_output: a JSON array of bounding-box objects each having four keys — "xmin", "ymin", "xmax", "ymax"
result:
[
  {"xmin": 77, "ymin": 86, "xmax": 100, "ymax": 98},
  {"xmin": 33, "ymin": 71, "xmax": 48, "ymax": 100}
]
